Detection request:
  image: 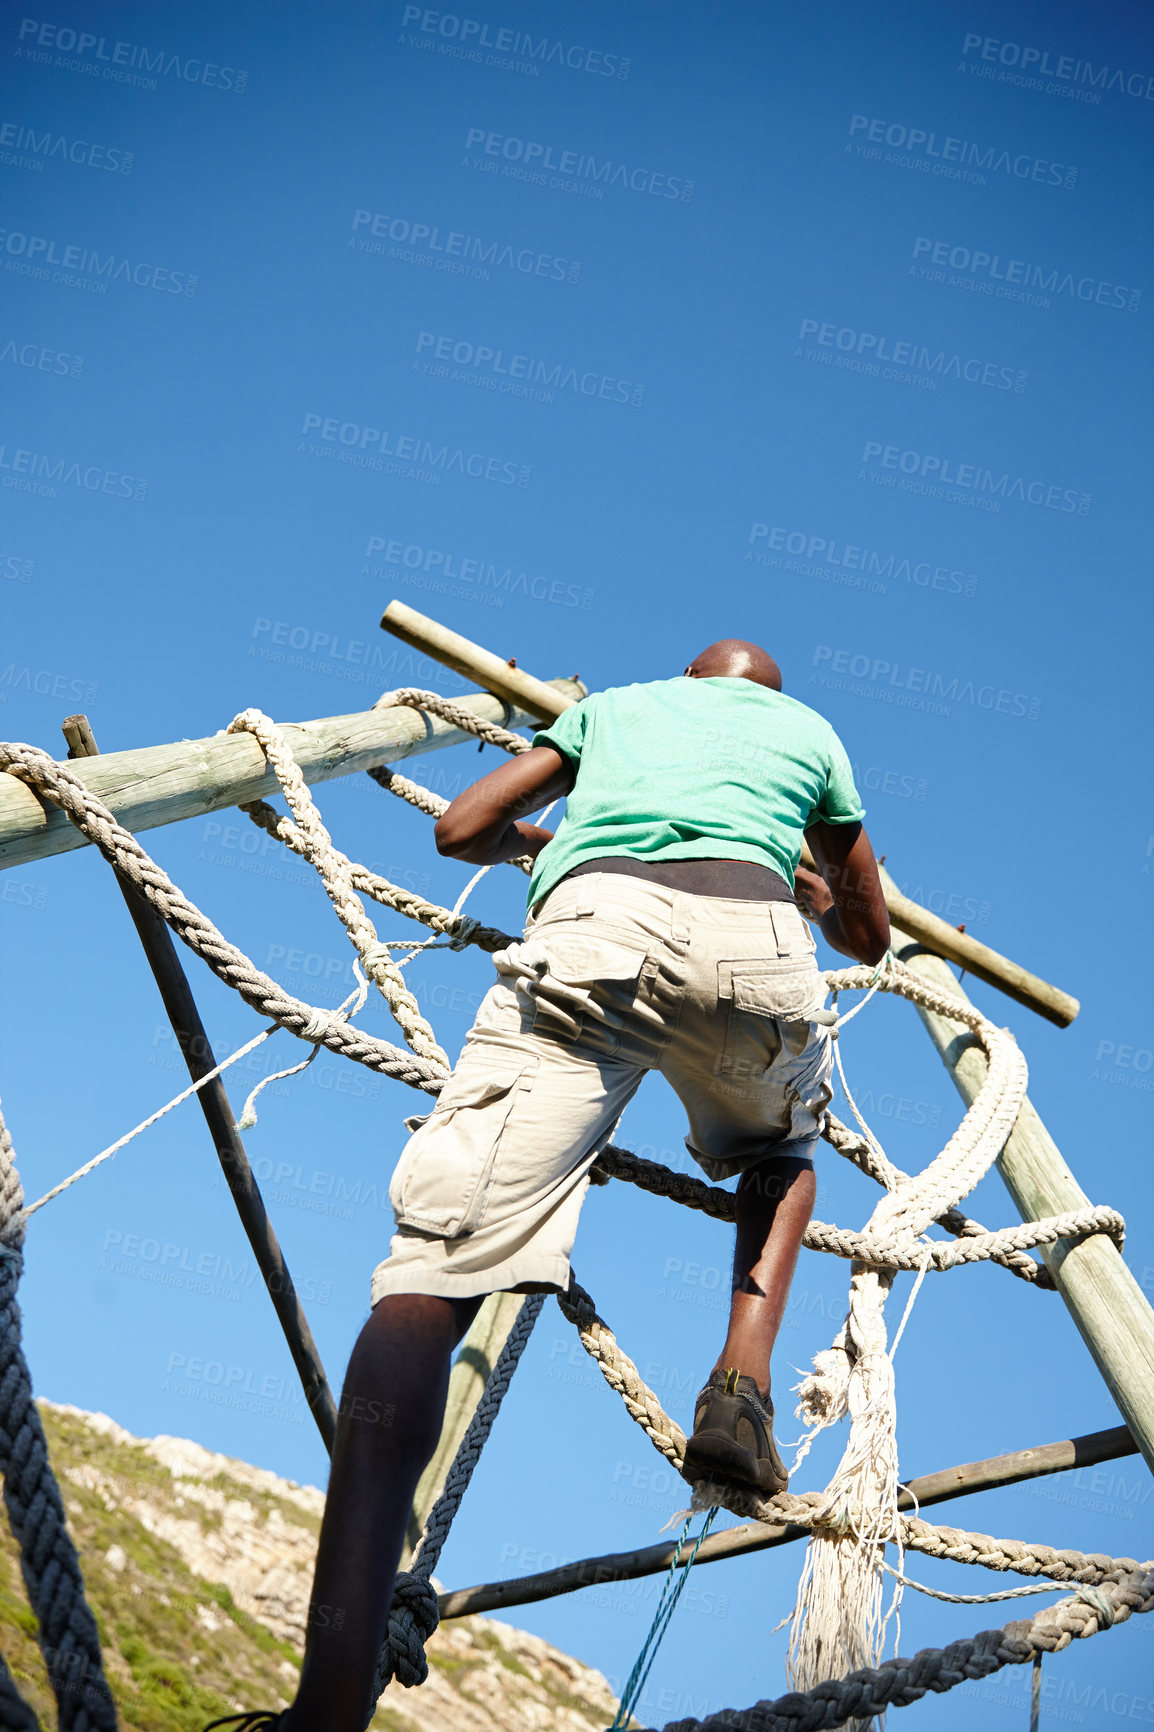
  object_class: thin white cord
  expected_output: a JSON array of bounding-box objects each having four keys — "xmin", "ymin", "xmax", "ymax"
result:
[
  {"xmin": 887, "ymin": 1246, "xmax": 934, "ymax": 1363},
  {"xmin": 25, "ymin": 1023, "xmax": 279, "ymax": 1216},
  {"xmin": 876, "ymin": 1558, "xmax": 1067, "ymax": 1605},
  {"xmin": 237, "ymin": 963, "xmax": 372, "ymax": 1129}
]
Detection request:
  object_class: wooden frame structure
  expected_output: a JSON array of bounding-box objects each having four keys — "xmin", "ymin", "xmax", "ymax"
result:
[{"xmin": 2, "ymin": 600, "xmax": 1150, "ymax": 1642}]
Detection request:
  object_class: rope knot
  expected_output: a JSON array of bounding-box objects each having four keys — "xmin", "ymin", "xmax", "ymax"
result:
[
  {"xmin": 385, "ymin": 1572, "xmax": 441, "ymax": 1687},
  {"xmin": 1071, "ymin": 1584, "xmax": 1116, "ymax": 1628},
  {"xmin": 447, "ymin": 916, "xmax": 480, "ymax": 950}
]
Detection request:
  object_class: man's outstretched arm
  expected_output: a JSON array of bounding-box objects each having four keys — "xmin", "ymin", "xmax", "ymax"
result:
[
  {"xmin": 796, "ymin": 819, "xmax": 890, "ymax": 965},
  {"xmin": 434, "ymin": 745, "xmax": 575, "ymax": 865}
]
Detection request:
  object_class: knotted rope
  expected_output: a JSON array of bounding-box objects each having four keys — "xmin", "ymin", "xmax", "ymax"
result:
[
  {"xmin": 786, "ymin": 965, "xmax": 1028, "ymax": 1709},
  {"xmin": 0, "ymin": 1102, "xmax": 117, "ymax": 1730},
  {"xmin": 227, "ymin": 709, "xmax": 449, "ymax": 1069},
  {"xmin": 593, "ymin": 1146, "xmax": 1119, "ymax": 1279},
  {"xmin": 556, "ymin": 1274, "xmax": 1143, "ymax": 1591},
  {"xmin": 0, "ymin": 742, "xmax": 446, "ymax": 1094}
]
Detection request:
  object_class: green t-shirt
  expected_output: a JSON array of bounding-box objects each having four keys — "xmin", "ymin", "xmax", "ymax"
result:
[{"xmin": 527, "ymin": 676, "xmax": 864, "ymax": 907}]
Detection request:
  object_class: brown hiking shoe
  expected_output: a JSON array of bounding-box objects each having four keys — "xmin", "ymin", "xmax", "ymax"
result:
[{"xmin": 683, "ymin": 1367, "xmax": 788, "ymax": 1493}]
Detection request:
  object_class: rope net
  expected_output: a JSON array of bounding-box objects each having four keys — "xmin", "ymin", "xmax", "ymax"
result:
[{"xmin": 0, "ymin": 688, "xmax": 1144, "ymax": 1732}]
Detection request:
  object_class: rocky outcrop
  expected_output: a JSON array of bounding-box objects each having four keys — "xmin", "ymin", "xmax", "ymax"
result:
[{"xmin": 0, "ymin": 1402, "xmax": 617, "ymax": 1732}]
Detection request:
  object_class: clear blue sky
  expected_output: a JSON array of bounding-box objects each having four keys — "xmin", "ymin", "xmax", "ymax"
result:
[{"xmin": 2, "ymin": 1, "xmax": 1152, "ymax": 1724}]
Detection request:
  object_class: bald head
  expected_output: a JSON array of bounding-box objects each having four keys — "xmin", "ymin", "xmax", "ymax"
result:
[{"xmin": 685, "ymin": 639, "xmax": 782, "ymax": 692}]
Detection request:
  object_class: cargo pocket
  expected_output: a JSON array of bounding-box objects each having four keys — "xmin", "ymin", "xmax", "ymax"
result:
[
  {"xmin": 497, "ymin": 926, "xmax": 648, "ymax": 1045},
  {"xmin": 389, "ymin": 1058, "xmax": 537, "ymax": 1238},
  {"xmin": 717, "ymin": 962, "xmax": 827, "ymax": 1078}
]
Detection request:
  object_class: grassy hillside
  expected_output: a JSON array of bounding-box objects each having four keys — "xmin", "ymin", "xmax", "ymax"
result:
[{"xmin": 0, "ymin": 1402, "xmax": 617, "ymax": 1732}]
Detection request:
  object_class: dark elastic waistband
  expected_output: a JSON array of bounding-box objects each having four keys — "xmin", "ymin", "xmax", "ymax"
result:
[{"xmin": 557, "ymin": 855, "xmax": 796, "ymax": 903}]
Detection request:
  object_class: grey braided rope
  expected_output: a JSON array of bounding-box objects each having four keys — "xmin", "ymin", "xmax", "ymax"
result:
[
  {"xmin": 0, "ymin": 743, "xmax": 445, "ymax": 1095},
  {"xmin": 0, "ymin": 1654, "xmax": 41, "ymax": 1731},
  {"xmin": 239, "ymin": 797, "xmax": 517, "ymax": 953},
  {"xmin": 367, "ymin": 1292, "xmax": 545, "ymax": 1711},
  {"xmin": 641, "ymin": 1566, "xmax": 1154, "ymax": 1732},
  {"xmin": 0, "ymin": 1104, "xmax": 117, "ymax": 1730},
  {"xmin": 592, "ymin": 1149, "xmax": 1119, "ymax": 1279}
]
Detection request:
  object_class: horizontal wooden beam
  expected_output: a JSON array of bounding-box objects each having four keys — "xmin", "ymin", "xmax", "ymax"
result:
[
  {"xmin": 798, "ymin": 844, "xmax": 1078, "ymax": 1027},
  {"xmin": 381, "ymin": 605, "xmax": 1076, "ymax": 1026},
  {"xmin": 437, "ymin": 1423, "xmax": 1138, "ymax": 1619},
  {"xmin": 381, "ymin": 600, "xmax": 577, "ymax": 723},
  {"xmin": 0, "ymin": 678, "xmax": 585, "ymax": 873}
]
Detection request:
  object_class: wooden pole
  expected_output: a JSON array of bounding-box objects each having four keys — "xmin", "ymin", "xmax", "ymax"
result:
[
  {"xmin": 61, "ymin": 715, "xmax": 338, "ymax": 1455},
  {"xmin": 0, "ymin": 678, "xmax": 585, "ymax": 873},
  {"xmin": 437, "ymin": 1422, "xmax": 1139, "ymax": 1618},
  {"xmin": 796, "ymin": 841, "xmax": 1078, "ymax": 1028},
  {"xmin": 881, "ymin": 867, "xmax": 1154, "ymax": 1475},
  {"xmin": 381, "ymin": 599, "xmax": 577, "ymax": 723},
  {"xmin": 380, "ymin": 604, "xmax": 1076, "ymax": 1027},
  {"xmin": 399, "ymin": 1292, "xmax": 528, "ymax": 1571}
]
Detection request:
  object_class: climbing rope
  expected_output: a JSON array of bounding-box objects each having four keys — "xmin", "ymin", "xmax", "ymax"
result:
[
  {"xmin": 0, "ymin": 741, "xmax": 449, "ymax": 1092},
  {"xmin": 0, "ymin": 1102, "xmax": 118, "ymax": 1730}
]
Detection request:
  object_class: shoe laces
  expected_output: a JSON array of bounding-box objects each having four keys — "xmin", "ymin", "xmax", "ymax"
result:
[{"xmin": 203, "ymin": 1713, "xmax": 284, "ymax": 1731}]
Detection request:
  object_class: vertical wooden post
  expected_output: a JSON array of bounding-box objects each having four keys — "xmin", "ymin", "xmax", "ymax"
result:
[
  {"xmin": 400, "ymin": 1292, "xmax": 528, "ymax": 1569},
  {"xmin": 881, "ymin": 867, "xmax": 1154, "ymax": 1472},
  {"xmin": 61, "ymin": 715, "xmax": 338, "ymax": 1455}
]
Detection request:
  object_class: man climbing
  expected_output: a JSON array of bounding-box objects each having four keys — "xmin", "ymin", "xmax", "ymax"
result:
[{"xmin": 209, "ymin": 638, "xmax": 889, "ymax": 1732}]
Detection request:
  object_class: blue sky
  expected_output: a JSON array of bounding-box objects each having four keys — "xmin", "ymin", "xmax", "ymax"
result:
[{"xmin": 2, "ymin": 1, "xmax": 1152, "ymax": 1724}]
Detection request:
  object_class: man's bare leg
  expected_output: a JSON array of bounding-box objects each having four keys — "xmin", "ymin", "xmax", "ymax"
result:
[
  {"xmin": 713, "ymin": 1155, "xmax": 817, "ymax": 1395},
  {"xmin": 281, "ymin": 1291, "xmax": 482, "ymax": 1732}
]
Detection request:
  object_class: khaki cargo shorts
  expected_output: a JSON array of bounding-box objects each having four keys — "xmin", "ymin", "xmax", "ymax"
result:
[{"xmin": 371, "ymin": 872, "xmax": 834, "ymax": 1304}]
